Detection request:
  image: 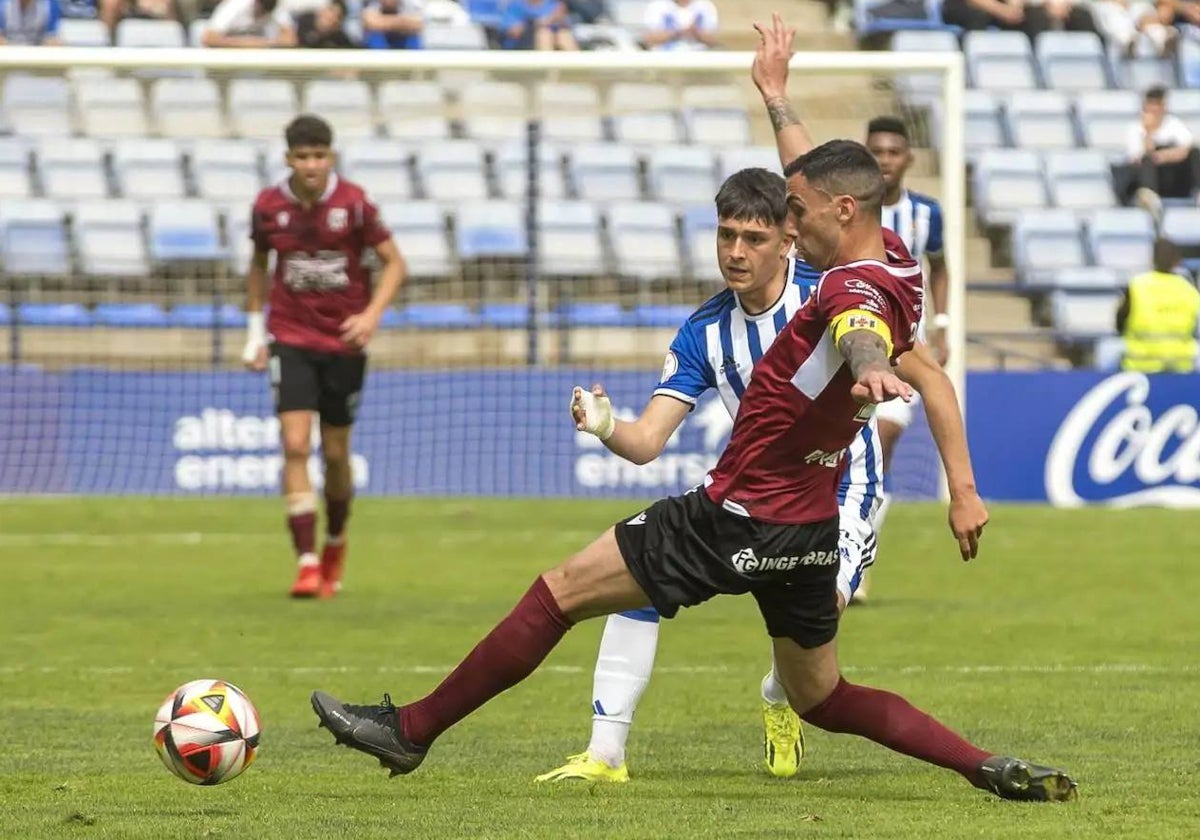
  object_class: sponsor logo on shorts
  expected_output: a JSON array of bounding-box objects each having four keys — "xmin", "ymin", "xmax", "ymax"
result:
[
  {"xmin": 626, "ymin": 512, "xmax": 647, "ymax": 525},
  {"xmin": 730, "ymin": 547, "xmax": 837, "ymax": 573}
]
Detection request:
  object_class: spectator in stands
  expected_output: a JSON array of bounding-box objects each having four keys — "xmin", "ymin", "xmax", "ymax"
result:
[
  {"xmin": 641, "ymin": 0, "xmax": 718, "ymax": 50},
  {"xmin": 1113, "ymin": 86, "xmax": 1200, "ymax": 223},
  {"xmin": 1132, "ymin": 0, "xmax": 1194, "ymax": 57},
  {"xmin": 361, "ymin": 0, "xmax": 423, "ymax": 49},
  {"xmin": 0, "ymin": 0, "xmax": 64, "ymax": 43},
  {"xmin": 1116, "ymin": 238, "xmax": 1200, "ymax": 372},
  {"xmin": 110, "ymin": 0, "xmax": 182, "ymax": 30},
  {"xmin": 202, "ymin": 0, "xmax": 296, "ymax": 47},
  {"xmin": 500, "ymin": 0, "xmax": 578, "ymax": 49},
  {"xmin": 941, "ymin": 0, "xmax": 1099, "ymax": 40},
  {"xmin": 297, "ymin": 0, "xmax": 355, "ymax": 46}
]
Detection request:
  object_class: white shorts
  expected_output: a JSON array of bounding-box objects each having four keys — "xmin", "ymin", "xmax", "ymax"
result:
[
  {"xmin": 836, "ymin": 502, "xmax": 879, "ymax": 606},
  {"xmin": 874, "ymin": 391, "xmax": 922, "ymax": 430}
]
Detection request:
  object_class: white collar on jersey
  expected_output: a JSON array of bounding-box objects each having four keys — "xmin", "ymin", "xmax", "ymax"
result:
[
  {"xmin": 880, "ymin": 188, "xmax": 910, "ymax": 214},
  {"xmin": 279, "ymin": 172, "xmax": 339, "ymax": 205},
  {"xmin": 733, "ymin": 256, "xmax": 796, "ymax": 321}
]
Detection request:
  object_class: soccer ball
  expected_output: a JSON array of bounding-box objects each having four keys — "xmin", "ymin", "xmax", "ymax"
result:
[{"xmin": 153, "ymin": 679, "xmax": 261, "ymax": 785}]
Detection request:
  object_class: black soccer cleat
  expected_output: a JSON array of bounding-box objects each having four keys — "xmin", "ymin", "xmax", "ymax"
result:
[
  {"xmin": 978, "ymin": 755, "xmax": 1078, "ymax": 802},
  {"xmin": 311, "ymin": 690, "xmax": 427, "ymax": 777}
]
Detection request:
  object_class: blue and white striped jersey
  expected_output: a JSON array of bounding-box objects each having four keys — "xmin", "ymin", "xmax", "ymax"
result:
[
  {"xmin": 881, "ymin": 190, "xmax": 943, "ymax": 262},
  {"xmin": 653, "ymin": 256, "xmax": 884, "ymax": 524}
]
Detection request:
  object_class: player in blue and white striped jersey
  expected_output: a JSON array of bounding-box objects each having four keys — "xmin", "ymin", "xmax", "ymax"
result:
[{"xmin": 535, "ymin": 168, "xmax": 883, "ymax": 786}]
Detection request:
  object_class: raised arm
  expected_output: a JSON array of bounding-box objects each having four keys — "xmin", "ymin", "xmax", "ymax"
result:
[
  {"xmin": 751, "ymin": 13, "xmax": 815, "ymax": 171},
  {"xmin": 571, "ymin": 387, "xmax": 691, "ymax": 466}
]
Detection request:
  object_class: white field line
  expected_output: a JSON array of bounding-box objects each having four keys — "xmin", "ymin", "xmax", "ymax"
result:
[{"xmin": 0, "ymin": 663, "xmax": 1195, "ymax": 677}]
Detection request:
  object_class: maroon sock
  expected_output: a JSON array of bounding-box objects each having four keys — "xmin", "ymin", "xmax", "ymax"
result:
[
  {"xmin": 400, "ymin": 576, "xmax": 572, "ymax": 748},
  {"xmin": 287, "ymin": 512, "xmax": 317, "ymax": 557},
  {"xmin": 325, "ymin": 495, "xmax": 351, "ymax": 540},
  {"xmin": 802, "ymin": 677, "xmax": 992, "ymax": 787}
]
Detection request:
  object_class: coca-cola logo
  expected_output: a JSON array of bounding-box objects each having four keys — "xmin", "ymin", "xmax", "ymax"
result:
[{"xmin": 1045, "ymin": 373, "xmax": 1200, "ymax": 507}]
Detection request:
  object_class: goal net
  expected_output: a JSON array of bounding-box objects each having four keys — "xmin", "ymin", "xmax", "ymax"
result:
[{"xmin": 0, "ymin": 47, "xmax": 963, "ymax": 500}]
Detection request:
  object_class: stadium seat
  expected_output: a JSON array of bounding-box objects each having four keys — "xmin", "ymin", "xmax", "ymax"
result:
[
  {"xmin": 965, "ymin": 91, "xmax": 1008, "ymax": 155},
  {"xmin": 892, "ymin": 29, "xmax": 961, "ymax": 104},
  {"xmin": 495, "ymin": 142, "xmax": 566, "ymax": 201},
  {"xmin": 646, "ymin": 146, "xmax": 717, "ymax": 205},
  {"xmin": 168, "ymin": 303, "xmax": 247, "ymax": 328},
  {"xmin": 1181, "ymin": 37, "xmax": 1200, "ymax": 88},
  {"xmin": 2, "ymin": 75, "xmax": 72, "ymax": 137},
  {"xmin": 1049, "ymin": 266, "xmax": 1124, "ymax": 292},
  {"xmin": 73, "ymin": 200, "xmax": 151, "ymax": 278},
  {"xmin": 1076, "ymin": 91, "xmax": 1140, "ymax": 160},
  {"xmin": 480, "ymin": 302, "xmax": 530, "ymax": 328},
  {"xmin": 399, "ymin": 303, "xmax": 481, "ymax": 329},
  {"xmin": 75, "ymin": 77, "xmax": 149, "ymax": 138},
  {"xmin": 149, "ymin": 201, "xmax": 225, "ymax": 262},
  {"xmin": 17, "ymin": 303, "xmax": 92, "ymax": 327},
  {"xmin": 964, "ymin": 31, "xmax": 1039, "ymax": 90},
  {"xmin": 610, "ymin": 83, "xmax": 682, "ymax": 147},
  {"xmin": 422, "ymin": 23, "xmax": 488, "ymax": 49},
  {"xmin": 152, "ymin": 77, "xmax": 226, "ymax": 139},
  {"xmin": 538, "ymin": 200, "xmax": 605, "ymax": 277},
  {"xmin": 228, "ymin": 79, "xmax": 298, "ymax": 140},
  {"xmin": 417, "ymin": 140, "xmax": 489, "ymax": 202},
  {"xmin": 635, "ymin": 303, "xmax": 695, "ymax": 328},
  {"xmin": 339, "ymin": 139, "xmax": 413, "ymax": 203},
  {"xmin": 1035, "ymin": 31, "xmax": 1110, "ymax": 91},
  {"xmin": 59, "ymin": 18, "xmax": 110, "ymax": 46},
  {"xmin": 0, "ymin": 137, "xmax": 32, "ymax": 199},
  {"xmin": 1167, "ymin": 89, "xmax": 1200, "ymax": 140},
  {"xmin": 1117, "ymin": 57, "xmax": 1177, "ymax": 92},
  {"xmin": 1012, "ymin": 209, "xmax": 1087, "ymax": 288},
  {"xmin": 303, "ymin": 79, "xmax": 376, "ymax": 140},
  {"xmin": 538, "ymin": 83, "xmax": 605, "ymax": 144},
  {"xmin": 455, "ymin": 201, "xmax": 527, "ymax": 259},
  {"xmin": 115, "ymin": 18, "xmax": 186, "ymax": 47},
  {"xmin": 973, "ymin": 149, "xmax": 1047, "ymax": 227},
  {"xmin": 0, "ymin": 303, "xmax": 9, "ymax": 325},
  {"xmin": 717, "ymin": 147, "xmax": 782, "ymax": 180},
  {"xmin": 112, "ymin": 139, "xmax": 187, "ymax": 200},
  {"xmin": 1051, "ymin": 291, "xmax": 1120, "ymax": 340},
  {"xmin": 1160, "ymin": 207, "xmax": 1200, "ymax": 249},
  {"xmin": 0, "ymin": 200, "xmax": 70, "ymax": 275},
  {"xmin": 1086, "ymin": 208, "xmax": 1155, "ymax": 272},
  {"xmin": 381, "ymin": 201, "xmax": 454, "ymax": 278},
  {"xmin": 192, "ymin": 139, "xmax": 264, "ymax": 205},
  {"xmin": 556, "ymin": 302, "xmax": 634, "ymax": 328},
  {"xmin": 682, "ymin": 203, "xmax": 721, "ymax": 282},
  {"xmin": 93, "ymin": 303, "xmax": 170, "ymax": 328},
  {"xmin": 569, "ymin": 143, "xmax": 642, "ymax": 202},
  {"xmin": 1006, "ymin": 91, "xmax": 1079, "ymax": 150},
  {"xmin": 37, "ymin": 139, "xmax": 110, "ymax": 200},
  {"xmin": 681, "ymin": 86, "xmax": 752, "ymax": 148},
  {"xmin": 460, "ymin": 82, "xmax": 529, "ymax": 144},
  {"xmin": 612, "ymin": 0, "xmax": 649, "ymax": 28},
  {"xmin": 1092, "ymin": 334, "xmax": 1125, "ymax": 370},
  {"xmin": 1044, "ymin": 150, "xmax": 1116, "ymax": 210},
  {"xmin": 377, "ymin": 81, "xmax": 450, "ymax": 141},
  {"xmin": 607, "ymin": 201, "xmax": 680, "ymax": 281}
]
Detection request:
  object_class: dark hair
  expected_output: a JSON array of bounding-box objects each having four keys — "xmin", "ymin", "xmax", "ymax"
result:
[
  {"xmin": 285, "ymin": 114, "xmax": 334, "ymax": 149},
  {"xmin": 783, "ymin": 139, "xmax": 885, "ymax": 214},
  {"xmin": 866, "ymin": 116, "xmax": 909, "ymax": 143},
  {"xmin": 328, "ymin": 0, "xmax": 347, "ymax": 14},
  {"xmin": 1153, "ymin": 238, "xmax": 1181, "ymax": 272},
  {"xmin": 714, "ymin": 168, "xmax": 787, "ymax": 227},
  {"xmin": 258, "ymin": 0, "xmax": 278, "ymax": 12},
  {"xmin": 1145, "ymin": 85, "xmax": 1168, "ymax": 104}
]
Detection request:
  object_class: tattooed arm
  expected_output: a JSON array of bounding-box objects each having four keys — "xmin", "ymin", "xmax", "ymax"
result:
[
  {"xmin": 837, "ymin": 330, "xmax": 912, "ymax": 405},
  {"xmin": 751, "ymin": 14, "xmax": 815, "ymax": 170}
]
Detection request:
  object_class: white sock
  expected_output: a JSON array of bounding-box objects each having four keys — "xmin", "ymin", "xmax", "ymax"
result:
[
  {"xmin": 297, "ymin": 552, "xmax": 319, "ymax": 568},
  {"xmin": 874, "ymin": 492, "xmax": 893, "ymax": 534},
  {"xmin": 761, "ymin": 661, "xmax": 789, "ymax": 706},
  {"xmin": 586, "ymin": 611, "xmax": 659, "ymax": 768}
]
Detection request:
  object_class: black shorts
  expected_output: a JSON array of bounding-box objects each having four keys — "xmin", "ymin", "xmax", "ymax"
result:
[
  {"xmin": 269, "ymin": 342, "xmax": 366, "ymax": 427},
  {"xmin": 614, "ymin": 489, "xmax": 841, "ymax": 649}
]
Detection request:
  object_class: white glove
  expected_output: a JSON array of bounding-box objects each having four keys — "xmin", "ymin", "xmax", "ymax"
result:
[
  {"xmin": 242, "ymin": 312, "xmax": 267, "ymax": 365},
  {"xmin": 570, "ymin": 385, "xmax": 615, "ymax": 441}
]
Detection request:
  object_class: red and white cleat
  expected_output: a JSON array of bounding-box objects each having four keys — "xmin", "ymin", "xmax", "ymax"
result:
[
  {"xmin": 319, "ymin": 542, "xmax": 346, "ymax": 599},
  {"xmin": 290, "ymin": 563, "xmax": 322, "ymax": 599}
]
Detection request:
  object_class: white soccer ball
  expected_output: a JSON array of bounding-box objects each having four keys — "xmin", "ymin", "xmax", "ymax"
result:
[{"xmin": 153, "ymin": 679, "xmax": 261, "ymax": 785}]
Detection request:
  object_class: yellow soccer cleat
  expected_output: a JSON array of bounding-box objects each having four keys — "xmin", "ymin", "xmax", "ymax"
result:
[
  {"xmin": 534, "ymin": 751, "xmax": 630, "ymax": 783},
  {"xmin": 762, "ymin": 700, "xmax": 804, "ymax": 778}
]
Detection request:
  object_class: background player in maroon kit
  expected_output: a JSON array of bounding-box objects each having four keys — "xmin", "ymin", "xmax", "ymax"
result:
[
  {"xmin": 241, "ymin": 114, "xmax": 406, "ymax": 599},
  {"xmin": 310, "ymin": 139, "xmax": 1075, "ymax": 802}
]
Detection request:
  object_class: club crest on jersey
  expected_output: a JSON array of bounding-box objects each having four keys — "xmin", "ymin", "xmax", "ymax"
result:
[
  {"xmin": 847, "ymin": 315, "xmax": 878, "ymax": 330},
  {"xmin": 327, "ymin": 208, "xmax": 348, "ymax": 232},
  {"xmin": 276, "ymin": 211, "xmax": 290, "ymax": 228}
]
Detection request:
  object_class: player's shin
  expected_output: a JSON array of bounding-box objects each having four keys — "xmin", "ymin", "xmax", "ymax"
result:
[
  {"xmin": 286, "ymin": 491, "xmax": 318, "ymax": 566},
  {"xmin": 587, "ymin": 610, "xmax": 660, "ymax": 768}
]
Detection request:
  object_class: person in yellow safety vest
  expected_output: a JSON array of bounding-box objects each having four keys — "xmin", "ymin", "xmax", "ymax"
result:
[{"xmin": 1116, "ymin": 238, "xmax": 1200, "ymax": 373}]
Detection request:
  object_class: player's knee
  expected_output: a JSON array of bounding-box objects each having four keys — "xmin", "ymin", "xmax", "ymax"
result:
[
  {"xmin": 321, "ymin": 437, "xmax": 350, "ymax": 465},
  {"xmin": 282, "ymin": 432, "xmax": 311, "ymax": 461}
]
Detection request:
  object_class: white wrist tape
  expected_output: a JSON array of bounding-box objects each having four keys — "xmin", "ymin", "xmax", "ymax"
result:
[
  {"xmin": 932, "ymin": 312, "xmax": 951, "ymax": 330},
  {"xmin": 572, "ymin": 387, "xmax": 615, "ymax": 441},
  {"xmin": 242, "ymin": 312, "xmax": 266, "ymax": 363}
]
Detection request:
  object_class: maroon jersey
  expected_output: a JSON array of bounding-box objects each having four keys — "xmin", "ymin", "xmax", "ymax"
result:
[
  {"xmin": 251, "ymin": 174, "xmax": 391, "ymax": 355},
  {"xmin": 704, "ymin": 229, "xmax": 924, "ymax": 525}
]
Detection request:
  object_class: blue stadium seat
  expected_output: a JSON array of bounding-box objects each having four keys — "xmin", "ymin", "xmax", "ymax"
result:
[
  {"xmin": 892, "ymin": 29, "xmax": 961, "ymax": 104},
  {"xmin": 855, "ymin": 0, "xmax": 958, "ymax": 36},
  {"xmin": 1076, "ymin": 91, "xmax": 1140, "ymax": 160},
  {"xmin": 682, "ymin": 204, "xmax": 721, "ymax": 282},
  {"xmin": 400, "ymin": 303, "xmax": 481, "ymax": 329},
  {"xmin": 1051, "ymin": 291, "xmax": 1120, "ymax": 341},
  {"xmin": 113, "ymin": 138, "xmax": 187, "ymax": 200},
  {"xmin": 455, "ymin": 201, "xmax": 527, "ymax": 259},
  {"xmin": 480, "ymin": 302, "xmax": 530, "ymax": 328},
  {"xmin": 1050, "ymin": 266, "xmax": 1124, "ymax": 292},
  {"xmin": 717, "ymin": 147, "xmax": 781, "ymax": 179},
  {"xmin": 1044, "ymin": 150, "xmax": 1116, "ymax": 210},
  {"xmin": 1092, "ymin": 335, "xmax": 1125, "ymax": 371},
  {"xmin": 965, "ymin": 91, "xmax": 1008, "ymax": 155},
  {"xmin": 377, "ymin": 82, "xmax": 451, "ymax": 141},
  {"xmin": 608, "ymin": 201, "xmax": 681, "ymax": 282},
  {"xmin": 0, "ymin": 303, "xmax": 10, "ymax": 325},
  {"xmin": 556, "ymin": 302, "xmax": 635, "ymax": 328},
  {"xmin": 2, "ymin": 74, "xmax": 71, "ymax": 137},
  {"xmin": 149, "ymin": 201, "xmax": 226, "ymax": 262},
  {"xmin": 973, "ymin": 149, "xmax": 1047, "ymax": 226},
  {"xmin": 417, "ymin": 140, "xmax": 489, "ymax": 202},
  {"xmin": 1086, "ymin": 208, "xmax": 1154, "ymax": 272},
  {"xmin": 167, "ymin": 303, "xmax": 247, "ymax": 328},
  {"xmin": 569, "ymin": 143, "xmax": 641, "ymax": 202},
  {"xmin": 1035, "ymin": 31, "xmax": 1110, "ymax": 91},
  {"xmin": 1160, "ymin": 207, "xmax": 1200, "ymax": 249},
  {"xmin": 74, "ymin": 200, "xmax": 151, "ymax": 278},
  {"xmin": 59, "ymin": 19, "xmax": 110, "ymax": 46},
  {"xmin": 610, "ymin": 83, "xmax": 683, "ymax": 147},
  {"xmin": 340, "ymin": 139, "xmax": 414, "ymax": 203},
  {"xmin": 0, "ymin": 137, "xmax": 32, "ymax": 199},
  {"xmin": 382, "ymin": 201, "xmax": 454, "ymax": 278},
  {"xmin": 0, "ymin": 200, "xmax": 70, "ymax": 275},
  {"xmin": 646, "ymin": 146, "xmax": 717, "ymax": 205},
  {"xmin": 228, "ymin": 79, "xmax": 298, "ymax": 140},
  {"xmin": 422, "ymin": 23, "xmax": 488, "ymax": 49},
  {"xmin": 681, "ymin": 86, "xmax": 752, "ymax": 148},
  {"xmin": 635, "ymin": 303, "xmax": 695, "ymax": 327},
  {"xmin": 1006, "ymin": 91, "xmax": 1079, "ymax": 150},
  {"xmin": 37, "ymin": 139, "xmax": 109, "ymax": 200},
  {"xmin": 1117, "ymin": 56, "xmax": 1177, "ymax": 92},
  {"xmin": 965, "ymin": 31, "xmax": 1039, "ymax": 90},
  {"xmin": 18, "ymin": 303, "xmax": 92, "ymax": 327},
  {"xmin": 459, "ymin": 82, "xmax": 528, "ymax": 144},
  {"xmin": 115, "ymin": 18, "xmax": 186, "ymax": 47},
  {"xmin": 538, "ymin": 200, "xmax": 605, "ymax": 277},
  {"xmin": 1181, "ymin": 38, "xmax": 1200, "ymax": 89},
  {"xmin": 1167, "ymin": 89, "xmax": 1200, "ymax": 140},
  {"xmin": 192, "ymin": 139, "xmax": 263, "ymax": 205},
  {"xmin": 1012, "ymin": 209, "xmax": 1087, "ymax": 288},
  {"xmin": 93, "ymin": 303, "xmax": 170, "ymax": 328}
]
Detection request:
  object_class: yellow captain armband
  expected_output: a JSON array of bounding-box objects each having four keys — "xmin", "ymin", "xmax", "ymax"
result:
[{"xmin": 829, "ymin": 309, "xmax": 894, "ymax": 357}]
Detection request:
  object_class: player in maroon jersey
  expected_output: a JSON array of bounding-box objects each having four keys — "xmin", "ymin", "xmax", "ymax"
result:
[
  {"xmin": 309, "ymin": 139, "xmax": 1076, "ymax": 802},
  {"xmin": 241, "ymin": 114, "xmax": 406, "ymax": 600}
]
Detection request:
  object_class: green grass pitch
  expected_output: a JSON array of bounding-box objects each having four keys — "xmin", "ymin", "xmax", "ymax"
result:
[{"xmin": 2, "ymin": 498, "xmax": 1198, "ymax": 839}]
